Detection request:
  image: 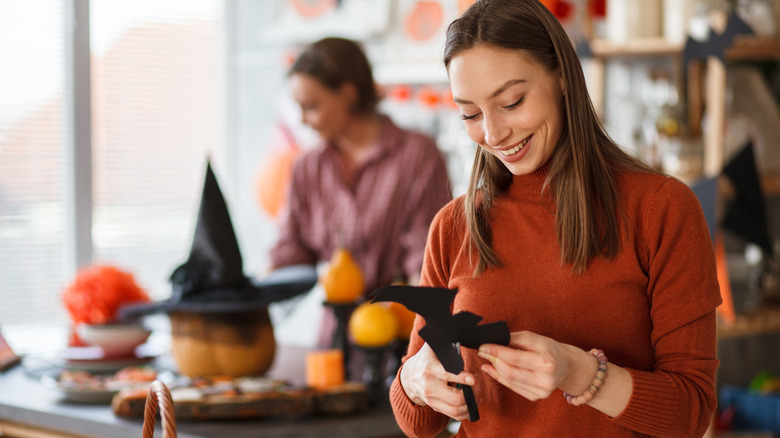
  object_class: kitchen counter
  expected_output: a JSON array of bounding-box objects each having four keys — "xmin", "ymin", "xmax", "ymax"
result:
[{"xmin": 0, "ymin": 345, "xmax": 404, "ymax": 438}]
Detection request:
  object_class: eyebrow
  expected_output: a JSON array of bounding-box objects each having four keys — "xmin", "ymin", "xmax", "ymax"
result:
[{"xmin": 452, "ymin": 79, "xmax": 527, "ymax": 105}]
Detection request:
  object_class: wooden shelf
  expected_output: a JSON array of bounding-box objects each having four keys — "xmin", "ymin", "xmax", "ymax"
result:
[
  {"xmin": 590, "ymin": 38, "xmax": 683, "ymax": 57},
  {"xmin": 717, "ymin": 306, "xmax": 780, "ymax": 340},
  {"xmin": 589, "ymin": 36, "xmax": 780, "ymax": 60},
  {"xmin": 719, "ymin": 172, "xmax": 780, "ymax": 198},
  {"xmin": 725, "ymin": 37, "xmax": 780, "ymax": 61}
]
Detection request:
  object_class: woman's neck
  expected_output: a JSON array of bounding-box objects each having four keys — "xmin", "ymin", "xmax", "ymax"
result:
[
  {"xmin": 333, "ymin": 113, "xmax": 382, "ymax": 179},
  {"xmin": 334, "ymin": 113, "xmax": 381, "ymax": 152}
]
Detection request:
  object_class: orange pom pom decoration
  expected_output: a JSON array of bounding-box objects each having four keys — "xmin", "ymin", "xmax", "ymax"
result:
[{"xmin": 62, "ymin": 265, "xmax": 150, "ymax": 325}]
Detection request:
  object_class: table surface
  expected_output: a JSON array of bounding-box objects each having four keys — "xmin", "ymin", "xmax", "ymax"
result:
[{"xmin": 0, "ymin": 344, "xmax": 404, "ymax": 438}]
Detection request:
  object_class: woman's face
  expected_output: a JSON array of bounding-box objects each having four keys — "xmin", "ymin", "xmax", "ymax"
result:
[
  {"xmin": 289, "ymin": 73, "xmax": 354, "ymax": 141},
  {"xmin": 448, "ymin": 45, "xmax": 565, "ymax": 176}
]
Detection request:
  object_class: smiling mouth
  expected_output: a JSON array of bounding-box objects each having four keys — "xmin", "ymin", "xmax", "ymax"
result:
[{"xmin": 499, "ymin": 134, "xmax": 533, "ymax": 156}]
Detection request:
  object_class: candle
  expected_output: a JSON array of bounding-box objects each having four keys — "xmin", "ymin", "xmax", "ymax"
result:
[{"xmin": 306, "ymin": 349, "xmax": 345, "ymax": 390}]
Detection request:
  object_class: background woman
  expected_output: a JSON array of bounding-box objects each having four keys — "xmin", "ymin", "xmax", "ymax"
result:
[{"xmin": 269, "ymin": 37, "xmax": 452, "ymax": 344}]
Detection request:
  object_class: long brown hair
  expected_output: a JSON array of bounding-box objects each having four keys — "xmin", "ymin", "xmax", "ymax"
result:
[{"xmin": 444, "ymin": 0, "xmax": 654, "ymax": 275}]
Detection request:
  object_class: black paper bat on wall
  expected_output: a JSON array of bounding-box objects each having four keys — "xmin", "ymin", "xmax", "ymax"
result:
[
  {"xmin": 682, "ymin": 11, "xmax": 754, "ymax": 65},
  {"xmin": 372, "ymin": 285, "xmax": 510, "ymax": 422}
]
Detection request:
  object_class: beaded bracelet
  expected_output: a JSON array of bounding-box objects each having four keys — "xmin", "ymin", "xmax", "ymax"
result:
[{"xmin": 563, "ymin": 349, "xmax": 608, "ymax": 406}]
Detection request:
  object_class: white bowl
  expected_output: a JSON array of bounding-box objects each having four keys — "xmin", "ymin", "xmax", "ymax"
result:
[{"xmin": 76, "ymin": 322, "xmax": 151, "ymax": 358}]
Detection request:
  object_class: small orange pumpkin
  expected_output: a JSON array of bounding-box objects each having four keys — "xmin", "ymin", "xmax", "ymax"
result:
[{"xmin": 322, "ymin": 248, "xmax": 365, "ymax": 303}]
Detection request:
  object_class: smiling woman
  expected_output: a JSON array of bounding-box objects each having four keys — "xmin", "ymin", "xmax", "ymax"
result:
[{"xmin": 390, "ymin": 1, "xmax": 722, "ymax": 437}]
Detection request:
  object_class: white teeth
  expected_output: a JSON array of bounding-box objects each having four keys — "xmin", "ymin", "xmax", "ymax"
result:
[
  {"xmin": 502, "ymin": 144, "xmax": 522, "ymax": 156},
  {"xmin": 500, "ymin": 136, "xmax": 531, "ymax": 156}
]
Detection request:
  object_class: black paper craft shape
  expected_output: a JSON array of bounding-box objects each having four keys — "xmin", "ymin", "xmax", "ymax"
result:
[
  {"xmin": 372, "ymin": 285, "xmax": 510, "ymax": 422},
  {"xmin": 682, "ymin": 12, "xmax": 753, "ymax": 66},
  {"xmin": 722, "ymin": 141, "xmax": 773, "ymax": 255},
  {"xmin": 119, "ymin": 160, "xmax": 317, "ymax": 319}
]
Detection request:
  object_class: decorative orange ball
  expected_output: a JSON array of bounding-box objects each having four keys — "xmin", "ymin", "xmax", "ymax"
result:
[
  {"xmin": 386, "ymin": 302, "xmax": 416, "ymax": 339},
  {"xmin": 348, "ymin": 303, "xmax": 398, "ymax": 348}
]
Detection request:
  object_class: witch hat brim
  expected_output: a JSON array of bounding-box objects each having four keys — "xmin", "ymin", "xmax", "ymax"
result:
[
  {"xmin": 119, "ymin": 264, "xmax": 317, "ymax": 317},
  {"xmin": 118, "ymin": 160, "xmax": 316, "ymax": 319}
]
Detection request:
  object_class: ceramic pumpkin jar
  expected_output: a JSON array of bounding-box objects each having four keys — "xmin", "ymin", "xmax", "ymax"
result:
[{"xmin": 169, "ymin": 308, "xmax": 276, "ymax": 378}]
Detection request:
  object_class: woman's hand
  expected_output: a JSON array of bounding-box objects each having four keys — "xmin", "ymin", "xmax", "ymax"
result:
[
  {"xmin": 477, "ymin": 331, "xmax": 595, "ymax": 401},
  {"xmin": 399, "ymin": 342, "xmax": 476, "ymax": 421}
]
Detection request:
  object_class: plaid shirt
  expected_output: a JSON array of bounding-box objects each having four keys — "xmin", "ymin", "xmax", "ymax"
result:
[{"xmin": 270, "ymin": 115, "xmax": 452, "ymax": 294}]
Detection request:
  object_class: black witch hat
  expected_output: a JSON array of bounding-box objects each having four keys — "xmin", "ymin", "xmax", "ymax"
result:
[
  {"xmin": 722, "ymin": 141, "xmax": 774, "ymax": 256},
  {"xmin": 119, "ymin": 161, "xmax": 316, "ymax": 318}
]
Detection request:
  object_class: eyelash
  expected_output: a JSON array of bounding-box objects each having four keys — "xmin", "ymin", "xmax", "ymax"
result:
[{"xmin": 459, "ymin": 96, "xmax": 525, "ymax": 121}]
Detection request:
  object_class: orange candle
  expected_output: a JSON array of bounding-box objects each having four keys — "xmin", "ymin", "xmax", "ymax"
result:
[{"xmin": 306, "ymin": 349, "xmax": 345, "ymax": 390}]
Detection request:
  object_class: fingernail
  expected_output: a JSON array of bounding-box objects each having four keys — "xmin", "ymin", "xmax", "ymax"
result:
[
  {"xmin": 479, "ymin": 346, "xmax": 489, "ymax": 355},
  {"xmin": 466, "ymin": 376, "xmax": 475, "ymax": 386},
  {"xmin": 479, "ymin": 352, "xmax": 496, "ymax": 364}
]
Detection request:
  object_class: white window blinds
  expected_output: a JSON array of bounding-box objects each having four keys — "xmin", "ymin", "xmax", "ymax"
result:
[
  {"xmin": 0, "ymin": 1, "xmax": 69, "ymax": 326},
  {"xmin": 0, "ymin": 0, "xmax": 225, "ymax": 333}
]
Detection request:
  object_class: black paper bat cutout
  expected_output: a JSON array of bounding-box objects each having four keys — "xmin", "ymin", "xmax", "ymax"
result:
[
  {"xmin": 683, "ymin": 11, "xmax": 753, "ymax": 65},
  {"xmin": 372, "ymin": 285, "xmax": 510, "ymax": 422}
]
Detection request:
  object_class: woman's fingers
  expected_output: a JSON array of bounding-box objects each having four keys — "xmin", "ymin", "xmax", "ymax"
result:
[
  {"xmin": 400, "ymin": 343, "xmax": 475, "ymax": 420},
  {"xmin": 480, "ymin": 362, "xmax": 552, "ymax": 401},
  {"xmin": 478, "ymin": 332, "xmax": 564, "ymax": 399}
]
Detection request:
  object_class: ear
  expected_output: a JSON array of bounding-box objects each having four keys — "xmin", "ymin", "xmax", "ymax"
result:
[{"xmin": 339, "ymin": 82, "xmax": 359, "ymax": 106}]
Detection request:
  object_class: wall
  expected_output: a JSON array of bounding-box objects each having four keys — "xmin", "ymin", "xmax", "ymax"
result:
[{"xmin": 228, "ymin": 0, "xmax": 472, "ymax": 278}]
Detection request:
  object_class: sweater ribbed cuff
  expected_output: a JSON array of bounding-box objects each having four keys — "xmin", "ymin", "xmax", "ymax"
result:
[
  {"xmin": 613, "ymin": 369, "xmax": 681, "ymax": 436},
  {"xmin": 389, "ymin": 367, "xmax": 450, "ymax": 438}
]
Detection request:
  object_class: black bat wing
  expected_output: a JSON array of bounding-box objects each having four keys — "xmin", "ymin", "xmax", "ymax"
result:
[
  {"xmin": 371, "ymin": 285, "xmax": 457, "ymax": 322},
  {"xmin": 683, "ymin": 12, "xmax": 754, "ymax": 63},
  {"xmin": 457, "ymin": 319, "xmax": 511, "ymax": 350}
]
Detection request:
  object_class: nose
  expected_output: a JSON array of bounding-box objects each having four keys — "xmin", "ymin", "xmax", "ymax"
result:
[{"xmin": 482, "ymin": 114, "xmax": 509, "ymax": 147}]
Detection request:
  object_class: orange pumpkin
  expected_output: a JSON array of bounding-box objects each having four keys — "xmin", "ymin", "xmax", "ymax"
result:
[
  {"xmin": 169, "ymin": 309, "xmax": 276, "ymax": 378},
  {"xmin": 386, "ymin": 301, "xmax": 417, "ymax": 339},
  {"xmin": 348, "ymin": 302, "xmax": 398, "ymax": 348},
  {"xmin": 322, "ymin": 248, "xmax": 365, "ymax": 303}
]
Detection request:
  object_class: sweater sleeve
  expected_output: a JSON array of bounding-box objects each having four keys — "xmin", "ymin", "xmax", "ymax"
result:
[
  {"xmin": 389, "ymin": 201, "xmax": 461, "ymax": 438},
  {"xmin": 611, "ymin": 177, "xmax": 722, "ymax": 437}
]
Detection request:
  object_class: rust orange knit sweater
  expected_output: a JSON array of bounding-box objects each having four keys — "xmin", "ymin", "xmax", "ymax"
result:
[{"xmin": 390, "ymin": 164, "xmax": 722, "ymax": 437}]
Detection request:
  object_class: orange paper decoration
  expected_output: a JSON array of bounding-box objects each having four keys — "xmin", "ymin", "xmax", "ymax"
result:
[
  {"xmin": 388, "ymin": 84, "xmax": 413, "ymax": 102},
  {"xmin": 417, "ymin": 86, "xmax": 442, "ymax": 109},
  {"xmin": 291, "ymin": 0, "xmax": 336, "ymax": 18},
  {"xmin": 405, "ymin": 1, "xmax": 444, "ymax": 42},
  {"xmin": 715, "ymin": 233, "xmax": 736, "ymax": 327},
  {"xmin": 458, "ymin": 0, "xmax": 477, "ymax": 14},
  {"xmin": 256, "ymin": 125, "xmax": 300, "ymax": 219}
]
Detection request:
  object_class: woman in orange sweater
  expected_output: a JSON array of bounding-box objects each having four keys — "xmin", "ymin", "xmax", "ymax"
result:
[{"xmin": 389, "ymin": 1, "xmax": 721, "ymax": 437}]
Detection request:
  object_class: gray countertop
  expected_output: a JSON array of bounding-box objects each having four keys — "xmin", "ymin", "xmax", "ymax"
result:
[{"xmin": 0, "ymin": 345, "xmax": 404, "ymax": 438}]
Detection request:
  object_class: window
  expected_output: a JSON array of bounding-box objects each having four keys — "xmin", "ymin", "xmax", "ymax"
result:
[
  {"xmin": 0, "ymin": 1, "xmax": 69, "ymax": 327},
  {"xmin": 91, "ymin": 0, "xmax": 225, "ymax": 299},
  {"xmin": 0, "ymin": 0, "xmax": 225, "ymax": 350}
]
